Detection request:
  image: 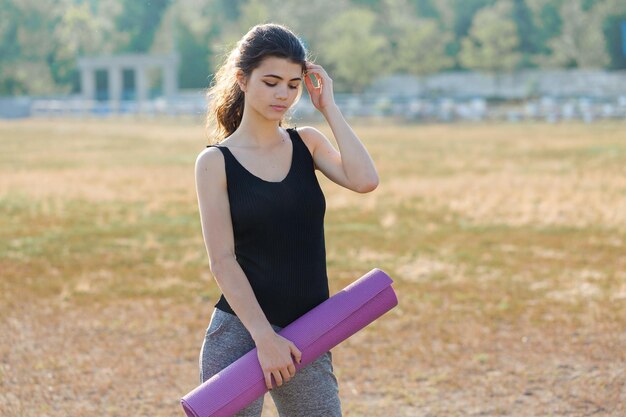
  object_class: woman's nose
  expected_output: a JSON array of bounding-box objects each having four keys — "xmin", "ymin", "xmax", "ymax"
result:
[{"xmin": 275, "ymin": 85, "xmax": 288, "ymax": 99}]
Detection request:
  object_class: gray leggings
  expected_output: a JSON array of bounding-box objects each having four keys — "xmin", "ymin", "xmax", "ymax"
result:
[{"xmin": 199, "ymin": 308, "xmax": 342, "ymax": 417}]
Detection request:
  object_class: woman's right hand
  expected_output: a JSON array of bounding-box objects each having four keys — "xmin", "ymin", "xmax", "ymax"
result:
[{"xmin": 254, "ymin": 330, "xmax": 302, "ymax": 390}]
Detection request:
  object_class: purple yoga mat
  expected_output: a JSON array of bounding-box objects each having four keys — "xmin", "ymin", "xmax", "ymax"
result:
[{"xmin": 180, "ymin": 268, "xmax": 398, "ymax": 417}]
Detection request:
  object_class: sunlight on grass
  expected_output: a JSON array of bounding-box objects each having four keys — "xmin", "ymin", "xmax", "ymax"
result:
[{"xmin": 1, "ymin": 117, "xmax": 625, "ymax": 416}]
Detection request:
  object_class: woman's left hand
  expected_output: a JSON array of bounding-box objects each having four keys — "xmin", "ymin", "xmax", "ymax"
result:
[{"xmin": 304, "ymin": 61, "xmax": 336, "ymax": 113}]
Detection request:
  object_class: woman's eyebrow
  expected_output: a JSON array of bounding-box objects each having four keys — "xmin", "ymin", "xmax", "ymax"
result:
[{"xmin": 263, "ymin": 74, "xmax": 302, "ymax": 81}]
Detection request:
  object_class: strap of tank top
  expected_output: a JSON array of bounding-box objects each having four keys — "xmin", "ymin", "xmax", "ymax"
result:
[{"xmin": 205, "ymin": 144, "xmax": 237, "ymax": 169}]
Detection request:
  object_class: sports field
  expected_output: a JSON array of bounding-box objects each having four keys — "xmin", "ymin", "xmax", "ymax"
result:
[{"xmin": 1, "ymin": 117, "xmax": 624, "ymax": 416}]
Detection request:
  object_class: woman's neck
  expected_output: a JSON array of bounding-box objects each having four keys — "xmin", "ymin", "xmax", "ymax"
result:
[{"xmin": 234, "ymin": 111, "xmax": 285, "ymax": 149}]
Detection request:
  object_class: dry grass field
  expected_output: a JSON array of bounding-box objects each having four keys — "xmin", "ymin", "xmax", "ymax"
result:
[{"xmin": 1, "ymin": 117, "xmax": 625, "ymax": 416}]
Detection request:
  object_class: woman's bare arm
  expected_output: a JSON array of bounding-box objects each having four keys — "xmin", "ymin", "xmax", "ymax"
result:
[
  {"xmin": 194, "ymin": 147, "xmax": 301, "ymax": 389},
  {"xmin": 195, "ymin": 148, "xmax": 272, "ymax": 339}
]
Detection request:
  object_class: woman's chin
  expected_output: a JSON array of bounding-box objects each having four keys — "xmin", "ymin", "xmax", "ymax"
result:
[{"xmin": 265, "ymin": 112, "xmax": 285, "ymax": 121}]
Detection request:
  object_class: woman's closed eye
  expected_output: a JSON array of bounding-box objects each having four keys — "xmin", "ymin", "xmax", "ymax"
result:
[{"xmin": 264, "ymin": 82, "xmax": 298, "ymax": 90}]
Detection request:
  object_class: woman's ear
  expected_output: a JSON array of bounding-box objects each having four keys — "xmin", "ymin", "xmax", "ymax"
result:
[{"xmin": 236, "ymin": 70, "xmax": 247, "ymax": 93}]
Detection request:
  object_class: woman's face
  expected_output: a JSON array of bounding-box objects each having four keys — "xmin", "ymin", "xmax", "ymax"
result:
[{"xmin": 237, "ymin": 56, "xmax": 304, "ymax": 120}]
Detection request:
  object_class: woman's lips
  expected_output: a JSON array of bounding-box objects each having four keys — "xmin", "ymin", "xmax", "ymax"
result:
[{"xmin": 270, "ymin": 105, "xmax": 287, "ymax": 111}]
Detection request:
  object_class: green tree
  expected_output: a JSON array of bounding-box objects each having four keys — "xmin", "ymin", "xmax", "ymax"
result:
[
  {"xmin": 395, "ymin": 19, "xmax": 454, "ymax": 74},
  {"xmin": 152, "ymin": 1, "xmax": 216, "ymax": 89},
  {"xmin": 0, "ymin": 0, "xmax": 25, "ymax": 94},
  {"xmin": 318, "ymin": 8, "xmax": 392, "ymax": 92},
  {"xmin": 217, "ymin": 0, "xmax": 271, "ymax": 49},
  {"xmin": 525, "ymin": 0, "xmax": 565, "ymax": 55},
  {"xmin": 460, "ymin": 0, "xmax": 521, "ymax": 72},
  {"xmin": 3, "ymin": 0, "xmax": 626, "ymax": 96},
  {"xmin": 535, "ymin": 0, "xmax": 609, "ymax": 68},
  {"xmin": 377, "ymin": 0, "xmax": 418, "ymax": 61},
  {"xmin": 409, "ymin": 0, "xmax": 441, "ymax": 19},
  {"xmin": 432, "ymin": 0, "xmax": 498, "ymax": 68},
  {"xmin": 55, "ymin": 1, "xmax": 130, "ymax": 93},
  {"xmin": 374, "ymin": 0, "xmax": 453, "ymax": 75},
  {"xmin": 350, "ymin": 0, "xmax": 382, "ymax": 9},
  {"xmin": 115, "ymin": 0, "xmax": 173, "ymax": 53},
  {"xmin": 598, "ymin": 0, "xmax": 626, "ymax": 69},
  {"xmin": 432, "ymin": 0, "xmax": 498, "ymax": 38},
  {"xmin": 236, "ymin": 0, "xmax": 270, "ymax": 35},
  {"xmin": 511, "ymin": 0, "xmax": 541, "ymax": 67},
  {"xmin": 603, "ymin": 14, "xmax": 626, "ymax": 69},
  {"xmin": 230, "ymin": 0, "xmax": 351, "ymax": 64},
  {"xmin": 0, "ymin": 0, "xmax": 70, "ymax": 95}
]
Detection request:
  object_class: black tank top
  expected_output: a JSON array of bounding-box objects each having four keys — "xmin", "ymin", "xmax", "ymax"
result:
[{"xmin": 206, "ymin": 127, "xmax": 329, "ymax": 327}]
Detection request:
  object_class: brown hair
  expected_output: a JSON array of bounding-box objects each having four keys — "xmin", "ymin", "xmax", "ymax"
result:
[{"xmin": 205, "ymin": 23, "xmax": 310, "ymax": 144}]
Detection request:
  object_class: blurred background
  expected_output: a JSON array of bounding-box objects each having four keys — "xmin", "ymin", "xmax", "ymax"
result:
[
  {"xmin": 1, "ymin": 1, "xmax": 625, "ymax": 417},
  {"xmin": 2, "ymin": 0, "xmax": 626, "ymax": 121}
]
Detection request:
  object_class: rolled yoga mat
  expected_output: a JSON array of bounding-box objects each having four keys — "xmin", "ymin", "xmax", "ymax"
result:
[{"xmin": 180, "ymin": 267, "xmax": 398, "ymax": 417}]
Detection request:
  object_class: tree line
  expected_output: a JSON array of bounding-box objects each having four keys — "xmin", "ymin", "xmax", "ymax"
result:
[{"xmin": 1, "ymin": 0, "xmax": 625, "ymax": 96}]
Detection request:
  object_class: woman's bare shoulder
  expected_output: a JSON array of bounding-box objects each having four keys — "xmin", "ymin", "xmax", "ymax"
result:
[
  {"xmin": 293, "ymin": 126, "xmax": 324, "ymax": 158},
  {"xmin": 195, "ymin": 146, "xmax": 226, "ymax": 188}
]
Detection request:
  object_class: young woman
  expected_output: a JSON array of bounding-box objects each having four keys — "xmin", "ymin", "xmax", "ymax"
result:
[{"xmin": 194, "ymin": 23, "xmax": 379, "ymax": 416}]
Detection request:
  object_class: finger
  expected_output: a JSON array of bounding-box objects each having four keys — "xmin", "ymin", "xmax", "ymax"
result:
[
  {"xmin": 287, "ymin": 363, "xmax": 296, "ymax": 377},
  {"xmin": 290, "ymin": 343, "xmax": 302, "ymax": 364},
  {"xmin": 315, "ymin": 73, "xmax": 323, "ymax": 89},
  {"xmin": 272, "ymin": 370, "xmax": 283, "ymax": 387},
  {"xmin": 264, "ymin": 372, "xmax": 273, "ymax": 390},
  {"xmin": 279, "ymin": 368, "xmax": 291, "ymax": 383}
]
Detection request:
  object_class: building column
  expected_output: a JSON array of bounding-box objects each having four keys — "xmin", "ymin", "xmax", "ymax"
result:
[
  {"xmin": 108, "ymin": 66, "xmax": 122, "ymax": 112},
  {"xmin": 80, "ymin": 67, "xmax": 95, "ymax": 100},
  {"xmin": 163, "ymin": 63, "xmax": 177, "ymax": 98},
  {"xmin": 136, "ymin": 66, "xmax": 148, "ymax": 112}
]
